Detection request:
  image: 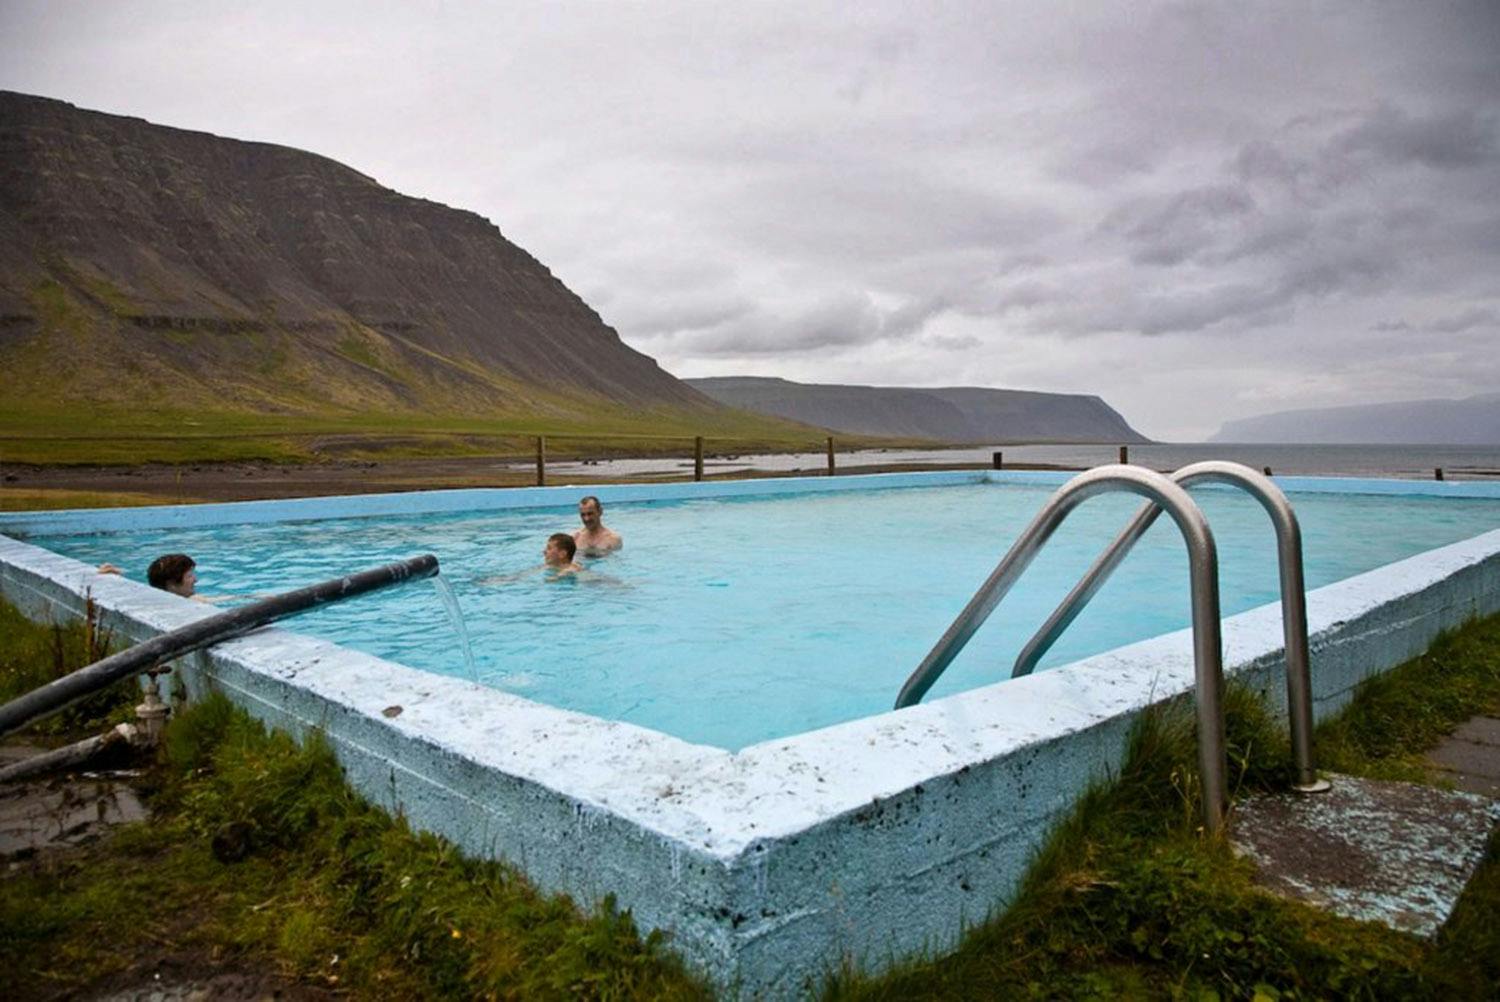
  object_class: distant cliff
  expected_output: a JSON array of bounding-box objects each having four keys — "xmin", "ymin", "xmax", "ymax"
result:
[
  {"xmin": 686, "ymin": 377, "xmax": 1150, "ymax": 443},
  {"xmin": 0, "ymin": 91, "xmax": 721, "ymax": 419},
  {"xmin": 1212, "ymin": 393, "xmax": 1500, "ymax": 444}
]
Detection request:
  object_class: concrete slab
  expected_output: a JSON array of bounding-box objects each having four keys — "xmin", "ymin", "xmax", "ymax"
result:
[
  {"xmin": 1427, "ymin": 716, "xmax": 1500, "ymax": 798},
  {"xmin": 1428, "ymin": 740, "xmax": 1500, "ymax": 781},
  {"xmin": 1451, "ymin": 716, "xmax": 1500, "ymax": 747},
  {"xmin": 1442, "ymin": 771, "xmax": 1500, "ymax": 798},
  {"xmin": 1231, "ymin": 774, "xmax": 1500, "ymax": 937}
]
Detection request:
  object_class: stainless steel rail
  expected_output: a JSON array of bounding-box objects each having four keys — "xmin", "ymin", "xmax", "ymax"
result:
[
  {"xmin": 1012, "ymin": 461, "xmax": 1327, "ymax": 793},
  {"xmin": 893, "ymin": 465, "xmax": 1230, "ymax": 833}
]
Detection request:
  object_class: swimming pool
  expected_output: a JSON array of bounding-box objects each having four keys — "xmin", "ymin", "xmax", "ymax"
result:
[
  {"xmin": 4, "ymin": 470, "xmax": 1500, "ymax": 995},
  {"xmin": 21, "ymin": 478, "xmax": 1500, "ymax": 749}
]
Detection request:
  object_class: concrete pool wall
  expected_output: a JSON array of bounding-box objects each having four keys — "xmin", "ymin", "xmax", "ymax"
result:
[{"xmin": 4, "ymin": 471, "xmax": 1500, "ymax": 997}]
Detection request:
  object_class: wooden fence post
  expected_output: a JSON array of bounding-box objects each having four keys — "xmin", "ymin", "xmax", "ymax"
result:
[
  {"xmin": 1435, "ymin": 467, "xmax": 1445, "ymax": 481},
  {"xmin": 992, "ymin": 451, "xmax": 1003, "ymax": 470},
  {"xmin": 694, "ymin": 436, "xmax": 704, "ymax": 481},
  {"xmin": 827, "ymin": 437, "xmax": 836, "ymax": 476},
  {"xmin": 535, "ymin": 436, "xmax": 546, "ymax": 487},
  {"xmin": 1119, "ymin": 445, "xmax": 1129, "ymax": 464}
]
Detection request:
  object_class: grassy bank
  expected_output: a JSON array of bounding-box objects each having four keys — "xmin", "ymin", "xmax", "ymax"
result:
[
  {"xmin": 2, "ymin": 600, "xmax": 1497, "ymax": 999},
  {"xmin": 0, "ymin": 404, "xmax": 897, "ymax": 467}
]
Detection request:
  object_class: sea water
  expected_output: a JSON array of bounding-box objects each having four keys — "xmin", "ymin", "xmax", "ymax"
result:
[
  {"xmin": 32, "ymin": 482, "xmax": 1500, "ymax": 749},
  {"xmin": 531, "ymin": 442, "xmax": 1500, "ymax": 480}
]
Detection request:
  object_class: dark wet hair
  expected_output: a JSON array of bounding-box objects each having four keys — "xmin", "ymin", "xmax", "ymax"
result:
[
  {"xmin": 548, "ymin": 533, "xmax": 577, "ymax": 560},
  {"xmin": 579, "ymin": 495, "xmax": 603, "ymax": 512},
  {"xmin": 147, "ymin": 553, "xmax": 196, "ymax": 590}
]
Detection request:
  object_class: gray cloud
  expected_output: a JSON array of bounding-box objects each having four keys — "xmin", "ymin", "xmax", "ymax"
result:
[
  {"xmin": 1102, "ymin": 186, "xmax": 1258, "ymax": 267},
  {"xmin": 1431, "ymin": 306, "xmax": 1498, "ymax": 333},
  {"xmin": 2, "ymin": 1, "xmax": 1498, "ymax": 439},
  {"xmin": 1335, "ymin": 105, "xmax": 1499, "ymax": 169},
  {"xmin": 1371, "ymin": 306, "xmax": 1498, "ymax": 335}
]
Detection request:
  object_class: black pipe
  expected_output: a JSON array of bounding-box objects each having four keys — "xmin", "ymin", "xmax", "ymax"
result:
[{"xmin": 0, "ymin": 554, "xmax": 440, "ymax": 737}]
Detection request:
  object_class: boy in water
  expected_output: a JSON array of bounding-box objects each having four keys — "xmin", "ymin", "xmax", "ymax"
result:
[
  {"xmin": 480, "ymin": 532, "xmax": 593, "ymax": 585},
  {"xmin": 542, "ymin": 533, "xmax": 584, "ymax": 577}
]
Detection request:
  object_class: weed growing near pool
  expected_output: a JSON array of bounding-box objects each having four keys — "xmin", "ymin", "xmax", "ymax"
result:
[
  {"xmin": 829, "ymin": 616, "xmax": 1500, "ymax": 1001},
  {"xmin": 0, "ymin": 686, "xmax": 709, "ymax": 1000},
  {"xmin": 0, "ymin": 596, "xmax": 134, "ymax": 739}
]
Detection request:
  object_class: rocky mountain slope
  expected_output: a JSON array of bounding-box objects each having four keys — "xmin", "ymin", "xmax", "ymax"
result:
[
  {"xmin": 1212, "ymin": 393, "xmax": 1500, "ymax": 444},
  {"xmin": 0, "ymin": 91, "xmax": 719, "ymax": 420},
  {"xmin": 687, "ymin": 377, "xmax": 1149, "ymax": 443}
]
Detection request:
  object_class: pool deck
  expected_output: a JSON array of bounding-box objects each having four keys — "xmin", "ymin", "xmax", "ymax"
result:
[{"xmin": 4, "ymin": 470, "xmax": 1500, "ymax": 997}]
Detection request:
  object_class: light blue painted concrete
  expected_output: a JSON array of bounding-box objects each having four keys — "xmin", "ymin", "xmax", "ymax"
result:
[
  {"xmin": 0, "ymin": 471, "xmax": 990, "ymax": 537},
  {"xmin": 5, "ymin": 468, "xmax": 1494, "ymax": 540},
  {"xmin": 3, "ymin": 473, "xmax": 1500, "ymax": 997}
]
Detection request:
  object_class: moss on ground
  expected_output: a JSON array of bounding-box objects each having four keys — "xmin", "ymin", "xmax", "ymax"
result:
[{"xmin": 1, "ymin": 600, "xmax": 1498, "ymax": 999}]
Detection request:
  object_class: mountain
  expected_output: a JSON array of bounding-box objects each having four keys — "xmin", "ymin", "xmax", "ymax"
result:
[
  {"xmin": 686, "ymin": 377, "xmax": 1150, "ymax": 443},
  {"xmin": 1211, "ymin": 393, "xmax": 1500, "ymax": 444},
  {"xmin": 0, "ymin": 91, "xmax": 721, "ymax": 421}
]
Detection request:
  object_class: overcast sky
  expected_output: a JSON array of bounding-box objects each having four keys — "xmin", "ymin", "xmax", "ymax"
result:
[{"xmin": 3, "ymin": 2, "xmax": 1498, "ymax": 439}]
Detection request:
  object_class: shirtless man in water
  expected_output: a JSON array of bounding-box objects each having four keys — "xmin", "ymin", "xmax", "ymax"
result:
[{"xmin": 573, "ymin": 495, "xmax": 622, "ymax": 555}]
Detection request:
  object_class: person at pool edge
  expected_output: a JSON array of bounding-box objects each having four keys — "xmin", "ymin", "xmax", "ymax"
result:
[
  {"xmin": 543, "ymin": 532, "xmax": 584, "ymax": 576},
  {"xmin": 573, "ymin": 495, "xmax": 622, "ymax": 555},
  {"xmin": 147, "ymin": 553, "xmax": 199, "ymax": 597}
]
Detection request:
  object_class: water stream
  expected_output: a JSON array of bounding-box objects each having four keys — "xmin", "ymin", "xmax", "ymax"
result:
[{"xmin": 430, "ymin": 574, "xmax": 479, "ymax": 683}]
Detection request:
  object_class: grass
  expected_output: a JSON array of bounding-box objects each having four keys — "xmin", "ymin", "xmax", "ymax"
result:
[
  {"xmin": 0, "ymin": 404, "xmax": 893, "ymax": 466},
  {"xmin": 0, "ymin": 488, "xmax": 189, "ymax": 511},
  {"xmin": 1, "ymin": 599, "xmax": 1497, "ymax": 999},
  {"xmin": 0, "ymin": 692, "xmax": 709, "ymax": 999},
  {"xmin": 0, "ymin": 597, "xmax": 136, "ymax": 740}
]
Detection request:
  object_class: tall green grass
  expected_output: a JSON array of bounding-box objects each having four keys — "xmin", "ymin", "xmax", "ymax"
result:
[
  {"xmin": 2, "ymin": 599, "xmax": 1498, "ymax": 999},
  {"xmin": 0, "ymin": 597, "xmax": 134, "ymax": 738},
  {"xmin": 0, "ymin": 684, "xmax": 709, "ymax": 1000}
]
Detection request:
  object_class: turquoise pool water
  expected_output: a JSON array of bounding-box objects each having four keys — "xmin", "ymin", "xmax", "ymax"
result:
[{"xmin": 32, "ymin": 482, "xmax": 1500, "ymax": 749}]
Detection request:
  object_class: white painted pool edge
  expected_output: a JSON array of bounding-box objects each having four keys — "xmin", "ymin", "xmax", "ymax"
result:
[{"xmin": 3, "ymin": 472, "xmax": 1500, "ymax": 997}]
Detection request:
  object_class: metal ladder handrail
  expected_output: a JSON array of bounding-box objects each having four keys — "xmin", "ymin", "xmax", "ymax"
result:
[
  {"xmin": 1011, "ymin": 461, "xmax": 1328, "ymax": 792},
  {"xmin": 892, "ymin": 465, "xmax": 1230, "ymax": 834}
]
